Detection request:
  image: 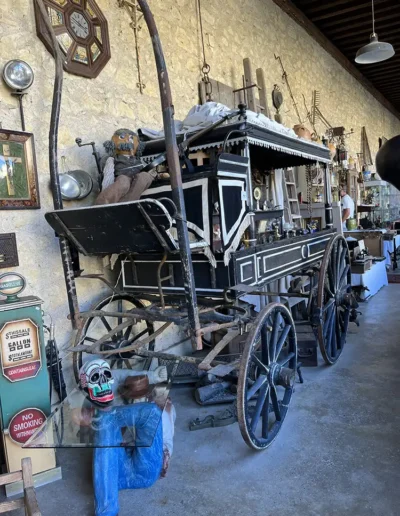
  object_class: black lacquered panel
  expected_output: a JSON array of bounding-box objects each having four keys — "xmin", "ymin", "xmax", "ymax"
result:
[
  {"xmin": 233, "ymin": 229, "xmax": 335, "ymax": 287},
  {"xmin": 122, "ymin": 256, "xmax": 231, "ymax": 297}
]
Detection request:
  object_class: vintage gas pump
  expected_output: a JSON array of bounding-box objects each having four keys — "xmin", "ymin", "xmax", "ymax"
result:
[{"xmin": 0, "ymin": 272, "xmax": 58, "ymax": 488}]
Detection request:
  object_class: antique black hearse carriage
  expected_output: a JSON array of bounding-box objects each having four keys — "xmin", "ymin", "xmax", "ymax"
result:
[{"xmin": 42, "ymin": 0, "xmax": 354, "ymax": 450}]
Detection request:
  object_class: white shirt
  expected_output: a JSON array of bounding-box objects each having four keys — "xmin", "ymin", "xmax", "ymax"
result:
[{"xmin": 341, "ymin": 194, "xmax": 355, "ymax": 219}]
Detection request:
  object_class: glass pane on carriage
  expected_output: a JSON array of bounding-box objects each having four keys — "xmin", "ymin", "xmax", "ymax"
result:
[{"xmin": 24, "ymin": 382, "xmax": 171, "ymax": 449}]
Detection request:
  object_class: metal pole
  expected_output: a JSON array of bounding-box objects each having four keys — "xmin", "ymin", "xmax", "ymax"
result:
[
  {"xmin": 243, "ymin": 141, "xmax": 256, "ymax": 245},
  {"xmin": 17, "ymin": 94, "xmax": 26, "ymax": 132},
  {"xmin": 35, "ymin": 0, "xmax": 80, "ymax": 329},
  {"xmin": 323, "ymin": 163, "xmax": 333, "ymax": 228},
  {"xmin": 137, "ymin": 0, "xmax": 201, "ymax": 350}
]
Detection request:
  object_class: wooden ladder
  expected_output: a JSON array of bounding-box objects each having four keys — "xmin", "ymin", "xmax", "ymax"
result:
[{"xmin": 282, "ymin": 168, "xmax": 301, "ymax": 226}]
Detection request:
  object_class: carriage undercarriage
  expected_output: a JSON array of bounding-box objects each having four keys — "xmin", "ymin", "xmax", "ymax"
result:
[{"xmin": 63, "ymin": 231, "xmax": 355, "ymax": 451}]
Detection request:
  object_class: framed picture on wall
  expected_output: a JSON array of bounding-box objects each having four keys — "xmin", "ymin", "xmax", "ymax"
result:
[{"xmin": 0, "ymin": 129, "xmax": 40, "ymax": 209}]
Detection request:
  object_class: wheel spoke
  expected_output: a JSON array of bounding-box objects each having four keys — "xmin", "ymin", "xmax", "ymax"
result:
[
  {"xmin": 270, "ymin": 312, "xmax": 279, "ymax": 362},
  {"xmin": 260, "ymin": 325, "xmax": 270, "ymax": 366},
  {"xmin": 250, "ymin": 383, "xmax": 269, "ymax": 433},
  {"xmin": 247, "ymin": 374, "xmax": 268, "ymax": 401},
  {"xmin": 117, "ymin": 299, "xmax": 123, "ymax": 337},
  {"xmin": 330, "ymin": 310, "xmax": 337, "ymax": 357},
  {"xmin": 100, "ymin": 317, "xmax": 112, "ymax": 333},
  {"xmin": 278, "ymin": 351, "xmax": 295, "ymax": 366},
  {"xmin": 124, "ymin": 325, "xmax": 133, "ymax": 341},
  {"xmin": 322, "ymin": 297, "xmax": 335, "ymax": 313},
  {"xmin": 270, "ymin": 385, "xmax": 281, "ymax": 421},
  {"xmin": 324, "ymin": 282, "xmax": 334, "ymax": 299},
  {"xmin": 325, "ymin": 306, "xmax": 335, "ymax": 352},
  {"xmin": 251, "ymin": 353, "xmax": 269, "ymax": 374},
  {"xmin": 275, "ymin": 325, "xmax": 291, "ymax": 359},
  {"xmin": 327, "ymin": 262, "xmax": 335, "ymax": 295},
  {"xmin": 339, "ymin": 264, "xmax": 350, "ymax": 290},
  {"xmin": 126, "ymin": 327, "xmax": 150, "ymax": 345},
  {"xmin": 332, "ymin": 243, "xmax": 338, "ymax": 288},
  {"xmin": 336, "ymin": 243, "xmax": 343, "ymax": 289},
  {"xmin": 261, "ymin": 388, "xmax": 270, "ymax": 438},
  {"xmin": 335, "ymin": 308, "xmax": 342, "ymax": 350},
  {"xmin": 84, "ymin": 336, "xmax": 97, "ymax": 343},
  {"xmin": 323, "ymin": 304, "xmax": 335, "ymax": 339}
]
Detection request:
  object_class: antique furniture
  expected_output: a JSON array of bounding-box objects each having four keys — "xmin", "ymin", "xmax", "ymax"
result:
[{"xmin": 40, "ymin": 0, "xmax": 356, "ymax": 452}]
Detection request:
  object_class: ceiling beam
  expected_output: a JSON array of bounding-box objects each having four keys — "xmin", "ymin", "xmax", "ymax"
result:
[
  {"xmin": 305, "ymin": 0, "xmax": 359, "ymax": 15},
  {"xmin": 322, "ymin": 10, "xmax": 398, "ymax": 36},
  {"xmin": 270, "ymin": 0, "xmax": 400, "ymax": 119},
  {"xmin": 330, "ymin": 27, "xmax": 400, "ymax": 46},
  {"xmin": 359, "ymin": 57, "xmax": 400, "ymax": 71},
  {"xmin": 364, "ymin": 67, "xmax": 400, "ymax": 83},
  {"xmin": 332, "ymin": 19, "xmax": 400, "ymax": 41},
  {"xmin": 310, "ymin": 0, "xmax": 390, "ymax": 22}
]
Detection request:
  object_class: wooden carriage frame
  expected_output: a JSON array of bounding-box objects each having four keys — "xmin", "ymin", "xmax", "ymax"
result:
[{"xmin": 39, "ymin": 0, "xmax": 356, "ymax": 450}]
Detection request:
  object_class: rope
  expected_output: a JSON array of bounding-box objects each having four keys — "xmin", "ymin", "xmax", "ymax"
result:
[{"xmin": 197, "ymin": 0, "xmax": 212, "ymax": 101}]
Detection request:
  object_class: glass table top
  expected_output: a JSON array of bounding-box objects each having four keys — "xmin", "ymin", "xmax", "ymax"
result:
[{"xmin": 24, "ymin": 381, "xmax": 171, "ymax": 449}]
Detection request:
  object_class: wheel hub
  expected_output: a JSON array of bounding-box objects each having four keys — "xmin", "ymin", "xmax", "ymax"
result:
[{"xmin": 268, "ymin": 363, "xmax": 295, "ymax": 389}]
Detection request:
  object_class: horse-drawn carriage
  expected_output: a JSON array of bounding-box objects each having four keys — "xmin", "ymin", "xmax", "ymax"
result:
[{"xmin": 42, "ymin": 0, "xmax": 356, "ymax": 451}]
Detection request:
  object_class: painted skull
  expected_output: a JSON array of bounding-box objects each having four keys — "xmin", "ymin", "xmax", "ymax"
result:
[{"xmin": 79, "ymin": 359, "xmax": 114, "ymax": 404}]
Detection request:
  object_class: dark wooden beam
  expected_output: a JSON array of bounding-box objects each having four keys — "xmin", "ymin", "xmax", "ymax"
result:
[
  {"xmin": 360, "ymin": 57, "xmax": 400, "ymax": 71},
  {"xmin": 365, "ymin": 67, "xmax": 400, "ymax": 79},
  {"xmin": 332, "ymin": 20, "xmax": 400, "ymax": 41},
  {"xmin": 330, "ymin": 14, "xmax": 400, "ymax": 39},
  {"xmin": 331, "ymin": 27, "xmax": 400, "ymax": 46},
  {"xmin": 305, "ymin": 0, "xmax": 359, "ymax": 15},
  {"xmin": 270, "ymin": 0, "xmax": 400, "ymax": 120},
  {"xmin": 310, "ymin": 0, "xmax": 390, "ymax": 22},
  {"xmin": 323, "ymin": 11, "xmax": 398, "ymax": 36}
]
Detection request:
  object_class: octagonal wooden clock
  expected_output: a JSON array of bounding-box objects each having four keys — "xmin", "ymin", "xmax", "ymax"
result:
[{"xmin": 34, "ymin": 0, "xmax": 111, "ymax": 79}]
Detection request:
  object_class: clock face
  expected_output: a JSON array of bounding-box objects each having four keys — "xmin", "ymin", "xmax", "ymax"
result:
[
  {"xmin": 34, "ymin": 0, "xmax": 111, "ymax": 79},
  {"xmin": 70, "ymin": 11, "xmax": 89, "ymax": 39}
]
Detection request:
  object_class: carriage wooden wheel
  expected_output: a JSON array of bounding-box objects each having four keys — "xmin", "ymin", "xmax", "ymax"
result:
[
  {"xmin": 73, "ymin": 294, "xmax": 154, "ymax": 383},
  {"xmin": 237, "ymin": 302, "xmax": 297, "ymax": 451},
  {"xmin": 316, "ymin": 234, "xmax": 351, "ymax": 365}
]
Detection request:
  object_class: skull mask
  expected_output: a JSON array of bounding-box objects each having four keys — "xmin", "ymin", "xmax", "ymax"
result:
[{"xmin": 79, "ymin": 359, "xmax": 114, "ymax": 405}]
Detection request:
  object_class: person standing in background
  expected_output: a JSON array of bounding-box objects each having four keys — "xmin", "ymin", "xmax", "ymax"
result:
[{"xmin": 340, "ymin": 186, "xmax": 355, "ymax": 231}]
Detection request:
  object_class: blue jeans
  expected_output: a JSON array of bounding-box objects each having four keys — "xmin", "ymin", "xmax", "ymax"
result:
[{"xmin": 93, "ymin": 403, "xmax": 163, "ymax": 516}]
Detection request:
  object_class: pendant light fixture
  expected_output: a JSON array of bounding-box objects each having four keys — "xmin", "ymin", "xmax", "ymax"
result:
[{"xmin": 355, "ymin": 0, "xmax": 395, "ymax": 64}]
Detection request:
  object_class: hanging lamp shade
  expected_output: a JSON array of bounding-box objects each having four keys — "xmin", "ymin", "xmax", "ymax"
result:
[{"xmin": 355, "ymin": 33, "xmax": 395, "ymax": 64}]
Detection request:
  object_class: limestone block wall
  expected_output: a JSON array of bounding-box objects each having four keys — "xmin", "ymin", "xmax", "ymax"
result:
[{"xmin": 0, "ymin": 0, "xmax": 399, "ymax": 377}]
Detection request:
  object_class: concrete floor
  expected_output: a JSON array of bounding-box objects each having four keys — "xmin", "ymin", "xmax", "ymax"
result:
[{"xmin": 6, "ymin": 284, "xmax": 400, "ymax": 515}]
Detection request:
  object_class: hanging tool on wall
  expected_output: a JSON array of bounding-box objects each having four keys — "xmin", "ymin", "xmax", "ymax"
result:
[
  {"xmin": 274, "ymin": 54, "xmax": 303, "ymax": 124},
  {"xmin": 117, "ymin": 0, "xmax": 146, "ymax": 94},
  {"xmin": 310, "ymin": 89, "xmax": 332, "ymax": 133},
  {"xmin": 197, "ymin": 0, "xmax": 213, "ymax": 101},
  {"xmin": 302, "ymin": 93, "xmax": 317, "ymax": 135},
  {"xmin": 360, "ymin": 126, "xmax": 373, "ymax": 166}
]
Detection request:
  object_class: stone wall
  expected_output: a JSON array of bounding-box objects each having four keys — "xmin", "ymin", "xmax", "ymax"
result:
[{"xmin": 1, "ymin": 0, "xmax": 399, "ymax": 373}]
